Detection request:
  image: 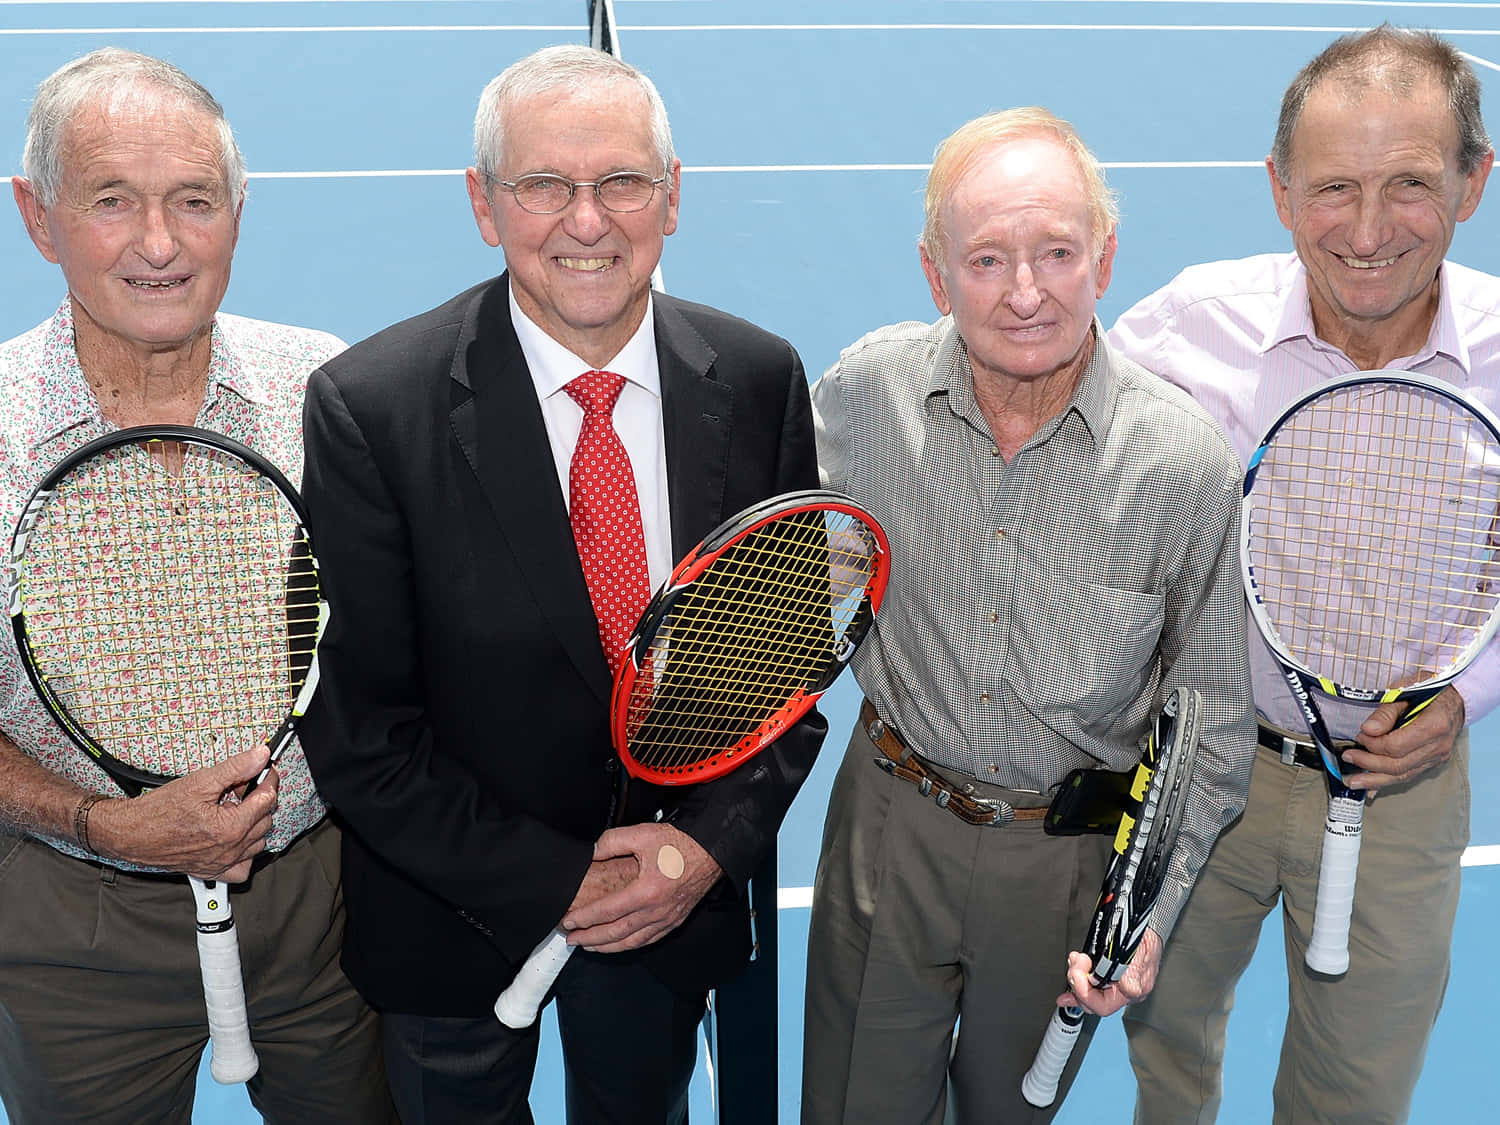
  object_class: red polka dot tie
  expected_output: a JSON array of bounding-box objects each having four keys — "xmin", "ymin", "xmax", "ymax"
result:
[{"xmin": 566, "ymin": 370, "xmax": 651, "ymax": 676}]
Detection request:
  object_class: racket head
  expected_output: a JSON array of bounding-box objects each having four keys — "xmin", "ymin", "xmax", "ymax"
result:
[
  {"xmin": 610, "ymin": 489, "xmax": 889, "ymax": 785},
  {"xmin": 1241, "ymin": 372, "xmax": 1500, "ymax": 708},
  {"xmin": 5, "ymin": 424, "xmax": 326, "ymax": 794},
  {"xmin": 1082, "ymin": 687, "xmax": 1201, "ymax": 984}
]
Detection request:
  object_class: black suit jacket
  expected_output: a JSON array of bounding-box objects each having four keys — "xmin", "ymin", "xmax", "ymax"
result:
[{"xmin": 298, "ymin": 275, "xmax": 826, "ymax": 1015}]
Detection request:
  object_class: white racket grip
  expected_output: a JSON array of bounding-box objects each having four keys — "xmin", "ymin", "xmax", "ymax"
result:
[
  {"xmin": 188, "ymin": 877, "xmax": 259, "ymax": 1084},
  {"xmin": 1020, "ymin": 1004, "xmax": 1085, "ymax": 1108},
  {"xmin": 1305, "ymin": 796, "xmax": 1364, "ymax": 975},
  {"xmin": 494, "ymin": 927, "xmax": 574, "ymax": 1028}
]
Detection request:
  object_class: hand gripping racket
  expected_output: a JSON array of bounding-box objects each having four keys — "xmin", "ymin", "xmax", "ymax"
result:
[
  {"xmin": 5, "ymin": 425, "xmax": 327, "ymax": 1083},
  {"xmin": 1021, "ymin": 687, "xmax": 1201, "ymax": 1109},
  {"xmin": 1242, "ymin": 372, "xmax": 1500, "ymax": 975},
  {"xmin": 494, "ymin": 489, "xmax": 889, "ymax": 1028}
]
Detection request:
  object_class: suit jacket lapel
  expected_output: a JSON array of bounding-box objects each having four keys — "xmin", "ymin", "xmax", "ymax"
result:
[
  {"xmin": 656, "ymin": 296, "xmax": 733, "ymax": 557},
  {"xmin": 447, "ymin": 278, "xmax": 614, "ymax": 704}
]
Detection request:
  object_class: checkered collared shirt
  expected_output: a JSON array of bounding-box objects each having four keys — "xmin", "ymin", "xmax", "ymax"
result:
[
  {"xmin": 813, "ymin": 316, "xmax": 1256, "ymax": 936},
  {"xmin": 0, "ymin": 299, "xmax": 344, "ymax": 866}
]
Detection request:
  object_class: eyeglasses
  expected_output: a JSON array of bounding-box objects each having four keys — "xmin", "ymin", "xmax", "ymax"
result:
[{"xmin": 489, "ymin": 171, "xmax": 667, "ymax": 215}]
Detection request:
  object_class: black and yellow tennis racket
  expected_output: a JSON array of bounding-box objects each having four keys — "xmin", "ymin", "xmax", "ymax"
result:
[{"xmin": 6, "ymin": 424, "xmax": 325, "ymax": 1083}]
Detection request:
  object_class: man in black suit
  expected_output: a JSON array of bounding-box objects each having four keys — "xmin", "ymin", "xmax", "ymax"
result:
[{"xmin": 297, "ymin": 44, "xmax": 825, "ymax": 1125}]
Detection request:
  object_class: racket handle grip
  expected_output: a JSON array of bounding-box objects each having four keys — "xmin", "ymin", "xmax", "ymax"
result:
[
  {"xmin": 494, "ymin": 927, "xmax": 574, "ymax": 1029},
  {"xmin": 1020, "ymin": 1004, "xmax": 1085, "ymax": 1108},
  {"xmin": 1305, "ymin": 795, "xmax": 1364, "ymax": 975},
  {"xmin": 188, "ymin": 877, "xmax": 259, "ymax": 1084}
]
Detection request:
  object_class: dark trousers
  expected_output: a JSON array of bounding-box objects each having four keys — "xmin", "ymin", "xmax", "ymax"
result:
[
  {"xmin": 0, "ymin": 819, "xmax": 396, "ymax": 1125},
  {"xmin": 384, "ymin": 950, "xmax": 707, "ymax": 1124}
]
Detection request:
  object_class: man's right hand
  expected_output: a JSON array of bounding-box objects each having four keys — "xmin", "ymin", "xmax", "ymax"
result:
[{"xmin": 89, "ymin": 746, "xmax": 280, "ymax": 881}]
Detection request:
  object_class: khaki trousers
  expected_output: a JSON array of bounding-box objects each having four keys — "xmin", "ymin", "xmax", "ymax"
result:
[
  {"xmin": 1125, "ymin": 733, "xmax": 1469, "ymax": 1125},
  {"xmin": 802, "ymin": 721, "xmax": 1112, "ymax": 1125},
  {"xmin": 0, "ymin": 818, "xmax": 397, "ymax": 1125}
]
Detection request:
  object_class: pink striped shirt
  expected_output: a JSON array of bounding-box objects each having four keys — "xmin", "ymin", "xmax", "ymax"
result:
[{"xmin": 1108, "ymin": 250, "xmax": 1500, "ymax": 736}]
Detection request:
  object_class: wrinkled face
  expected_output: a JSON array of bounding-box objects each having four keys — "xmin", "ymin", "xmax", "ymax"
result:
[
  {"xmin": 466, "ymin": 83, "xmax": 680, "ymax": 367},
  {"xmin": 920, "ymin": 135, "xmax": 1114, "ymax": 387},
  {"xmin": 1270, "ymin": 76, "xmax": 1490, "ymax": 345},
  {"xmin": 15, "ymin": 90, "xmax": 241, "ymax": 362}
]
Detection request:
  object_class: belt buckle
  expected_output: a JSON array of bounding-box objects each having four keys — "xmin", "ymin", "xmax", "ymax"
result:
[
  {"xmin": 1280, "ymin": 736, "xmax": 1300, "ymax": 767},
  {"xmin": 973, "ymin": 796, "xmax": 1015, "ymax": 826}
]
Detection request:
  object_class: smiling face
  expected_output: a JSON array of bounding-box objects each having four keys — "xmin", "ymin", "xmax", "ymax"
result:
[
  {"xmin": 13, "ymin": 87, "xmax": 241, "ymax": 369},
  {"xmin": 466, "ymin": 81, "xmax": 680, "ymax": 368},
  {"xmin": 1270, "ymin": 74, "xmax": 1491, "ymax": 361},
  {"xmin": 920, "ymin": 134, "xmax": 1115, "ymax": 390}
]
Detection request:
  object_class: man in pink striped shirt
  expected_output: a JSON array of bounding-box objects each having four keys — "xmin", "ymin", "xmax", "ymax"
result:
[{"xmin": 1107, "ymin": 25, "xmax": 1497, "ymax": 1125}]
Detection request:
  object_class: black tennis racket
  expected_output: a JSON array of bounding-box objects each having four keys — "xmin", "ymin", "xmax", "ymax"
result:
[
  {"xmin": 1021, "ymin": 687, "xmax": 1201, "ymax": 1109},
  {"xmin": 493, "ymin": 488, "xmax": 889, "ymax": 1028},
  {"xmin": 5, "ymin": 424, "xmax": 326, "ymax": 1083},
  {"xmin": 1242, "ymin": 372, "xmax": 1500, "ymax": 975}
]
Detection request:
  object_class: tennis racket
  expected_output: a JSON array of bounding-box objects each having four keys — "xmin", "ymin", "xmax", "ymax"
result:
[
  {"xmin": 493, "ymin": 489, "xmax": 889, "ymax": 1028},
  {"xmin": 1021, "ymin": 687, "xmax": 1201, "ymax": 1109},
  {"xmin": 1242, "ymin": 371, "xmax": 1500, "ymax": 975},
  {"xmin": 5, "ymin": 424, "xmax": 326, "ymax": 1084}
]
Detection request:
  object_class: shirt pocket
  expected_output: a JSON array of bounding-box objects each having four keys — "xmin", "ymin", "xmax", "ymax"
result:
[{"xmin": 1007, "ymin": 571, "xmax": 1164, "ymax": 737}]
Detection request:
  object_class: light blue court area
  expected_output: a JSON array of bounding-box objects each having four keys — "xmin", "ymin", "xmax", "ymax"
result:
[{"xmin": 2, "ymin": 1, "xmax": 1500, "ymax": 1121}]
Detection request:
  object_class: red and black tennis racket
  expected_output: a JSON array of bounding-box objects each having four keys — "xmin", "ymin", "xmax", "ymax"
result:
[
  {"xmin": 5, "ymin": 424, "xmax": 326, "ymax": 1083},
  {"xmin": 1242, "ymin": 372, "xmax": 1500, "ymax": 974},
  {"xmin": 1021, "ymin": 687, "xmax": 1201, "ymax": 1108},
  {"xmin": 493, "ymin": 489, "xmax": 889, "ymax": 1027}
]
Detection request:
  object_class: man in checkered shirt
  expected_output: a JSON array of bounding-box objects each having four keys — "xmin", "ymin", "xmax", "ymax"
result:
[{"xmin": 800, "ymin": 108, "xmax": 1256, "ymax": 1124}]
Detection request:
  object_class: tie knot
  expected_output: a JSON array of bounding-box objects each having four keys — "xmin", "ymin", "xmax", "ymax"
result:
[{"xmin": 566, "ymin": 370, "xmax": 627, "ymax": 416}]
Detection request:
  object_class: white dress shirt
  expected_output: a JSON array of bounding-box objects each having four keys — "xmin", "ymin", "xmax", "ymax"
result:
[{"xmin": 510, "ymin": 286, "xmax": 674, "ymax": 591}]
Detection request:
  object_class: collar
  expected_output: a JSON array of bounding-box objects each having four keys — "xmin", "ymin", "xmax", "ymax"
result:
[
  {"xmin": 929, "ymin": 316, "xmax": 1117, "ymax": 449},
  {"xmin": 1260, "ymin": 258, "xmax": 1470, "ymax": 373},
  {"xmin": 508, "ymin": 285, "xmax": 662, "ymax": 401},
  {"xmin": 29, "ymin": 298, "xmax": 271, "ymax": 450}
]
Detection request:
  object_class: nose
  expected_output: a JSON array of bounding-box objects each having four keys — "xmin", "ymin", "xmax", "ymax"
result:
[
  {"xmin": 137, "ymin": 204, "xmax": 178, "ymax": 266},
  {"xmin": 562, "ymin": 185, "xmax": 611, "ymax": 243},
  {"xmin": 1347, "ymin": 193, "xmax": 1392, "ymax": 258},
  {"xmin": 1007, "ymin": 262, "xmax": 1042, "ymax": 319}
]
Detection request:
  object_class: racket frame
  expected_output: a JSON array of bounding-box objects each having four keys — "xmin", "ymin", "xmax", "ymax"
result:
[
  {"xmin": 609, "ymin": 488, "xmax": 890, "ymax": 785},
  {"xmin": 1020, "ymin": 687, "xmax": 1201, "ymax": 1109},
  {"xmin": 4, "ymin": 423, "xmax": 328, "ymax": 1083},
  {"xmin": 1241, "ymin": 372, "xmax": 1500, "ymax": 973},
  {"xmin": 495, "ymin": 489, "xmax": 888, "ymax": 1029}
]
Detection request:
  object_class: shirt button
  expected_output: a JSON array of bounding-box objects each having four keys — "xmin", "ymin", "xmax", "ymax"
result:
[
  {"xmin": 989, "ymin": 611, "xmax": 999, "ymax": 624},
  {"xmin": 994, "ymin": 528, "xmax": 1005, "ymax": 540},
  {"xmin": 988, "ymin": 764, "xmax": 1000, "ymax": 774},
  {"xmin": 979, "ymin": 692, "xmax": 991, "ymax": 704},
  {"xmin": 991, "ymin": 446, "xmax": 1001, "ymax": 457}
]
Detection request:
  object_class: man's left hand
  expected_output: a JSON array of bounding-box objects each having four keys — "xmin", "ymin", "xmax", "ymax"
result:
[
  {"xmin": 1060, "ymin": 927, "xmax": 1163, "ymax": 1017},
  {"xmin": 1341, "ymin": 686, "xmax": 1464, "ymax": 794},
  {"xmin": 561, "ymin": 823, "xmax": 722, "ymax": 953}
]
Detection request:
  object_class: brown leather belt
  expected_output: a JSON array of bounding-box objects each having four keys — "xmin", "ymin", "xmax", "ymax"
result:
[{"xmin": 861, "ymin": 699, "xmax": 1048, "ymax": 827}]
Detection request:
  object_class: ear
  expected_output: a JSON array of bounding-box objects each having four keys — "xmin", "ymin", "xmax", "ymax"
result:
[
  {"xmin": 1456, "ymin": 148, "xmax": 1494, "ymax": 223},
  {"xmin": 661, "ymin": 159, "xmax": 682, "ymax": 238},
  {"xmin": 231, "ymin": 189, "xmax": 245, "ymax": 253},
  {"xmin": 1095, "ymin": 228, "xmax": 1118, "ymax": 298},
  {"xmin": 466, "ymin": 168, "xmax": 502, "ymax": 248},
  {"xmin": 1267, "ymin": 156, "xmax": 1294, "ymax": 233},
  {"xmin": 13, "ymin": 178, "xmax": 61, "ymax": 265},
  {"xmin": 919, "ymin": 242, "xmax": 952, "ymax": 316}
]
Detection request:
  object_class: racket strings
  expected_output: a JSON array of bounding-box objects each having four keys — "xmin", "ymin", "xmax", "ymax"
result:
[
  {"xmin": 16, "ymin": 440, "xmax": 317, "ymax": 777},
  {"xmin": 1249, "ymin": 384, "xmax": 1500, "ymax": 690},
  {"xmin": 624, "ymin": 510, "xmax": 878, "ymax": 773}
]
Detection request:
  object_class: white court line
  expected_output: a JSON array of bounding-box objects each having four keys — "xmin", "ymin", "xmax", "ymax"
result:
[
  {"xmin": 0, "ymin": 24, "xmax": 579, "ymax": 32},
  {"xmin": 11, "ymin": 20, "xmax": 1500, "ymax": 34},
  {"xmin": 1461, "ymin": 48, "xmax": 1500, "ymax": 71},
  {"xmin": 779, "ymin": 844, "xmax": 1500, "ymax": 909}
]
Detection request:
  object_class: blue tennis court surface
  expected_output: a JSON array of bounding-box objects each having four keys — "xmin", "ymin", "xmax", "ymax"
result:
[{"xmin": 3, "ymin": 1, "xmax": 1499, "ymax": 1120}]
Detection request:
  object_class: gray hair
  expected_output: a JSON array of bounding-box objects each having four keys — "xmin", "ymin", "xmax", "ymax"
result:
[
  {"xmin": 1270, "ymin": 24, "xmax": 1491, "ymax": 181},
  {"xmin": 22, "ymin": 48, "xmax": 247, "ymax": 210},
  {"xmin": 472, "ymin": 44, "xmax": 675, "ymax": 191}
]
